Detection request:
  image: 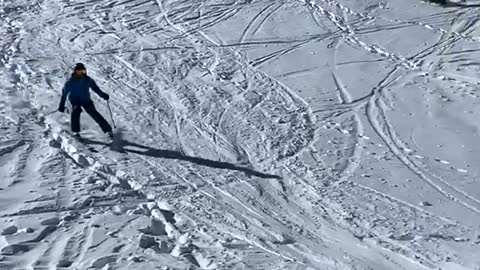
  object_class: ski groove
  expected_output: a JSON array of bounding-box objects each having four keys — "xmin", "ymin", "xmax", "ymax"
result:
[
  {"xmin": 367, "ymin": 93, "xmax": 480, "ymax": 214},
  {"xmin": 239, "ymin": 2, "xmax": 277, "ymax": 44}
]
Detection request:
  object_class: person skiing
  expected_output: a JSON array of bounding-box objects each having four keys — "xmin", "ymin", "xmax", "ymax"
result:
[{"xmin": 58, "ymin": 63, "xmax": 113, "ymax": 138}]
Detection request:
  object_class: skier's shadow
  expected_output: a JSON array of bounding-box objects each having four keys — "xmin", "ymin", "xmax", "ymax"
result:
[{"xmin": 80, "ymin": 135, "xmax": 281, "ymax": 180}]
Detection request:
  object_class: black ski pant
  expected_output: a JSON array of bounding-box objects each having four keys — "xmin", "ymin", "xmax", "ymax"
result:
[{"xmin": 71, "ymin": 101, "xmax": 112, "ymax": 133}]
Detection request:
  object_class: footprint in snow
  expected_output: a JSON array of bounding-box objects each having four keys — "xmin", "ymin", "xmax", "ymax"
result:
[
  {"xmin": 40, "ymin": 217, "xmax": 60, "ymax": 226},
  {"xmin": 91, "ymin": 255, "xmax": 117, "ymax": 269},
  {"xmin": 1, "ymin": 225, "xmax": 18, "ymax": 235},
  {"xmin": 0, "ymin": 244, "xmax": 30, "ymax": 256}
]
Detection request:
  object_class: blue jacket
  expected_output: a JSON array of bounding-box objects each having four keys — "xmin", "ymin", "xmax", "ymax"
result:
[{"xmin": 59, "ymin": 74, "xmax": 107, "ymax": 107}]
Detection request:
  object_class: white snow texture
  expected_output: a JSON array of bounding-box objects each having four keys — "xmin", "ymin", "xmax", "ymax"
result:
[{"xmin": 1, "ymin": 0, "xmax": 480, "ymax": 269}]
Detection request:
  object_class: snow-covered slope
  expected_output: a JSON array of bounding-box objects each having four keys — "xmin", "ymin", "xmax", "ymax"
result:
[{"xmin": 1, "ymin": 0, "xmax": 480, "ymax": 269}]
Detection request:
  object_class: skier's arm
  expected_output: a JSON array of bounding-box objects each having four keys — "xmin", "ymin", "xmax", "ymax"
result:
[{"xmin": 89, "ymin": 77, "xmax": 109, "ymax": 100}]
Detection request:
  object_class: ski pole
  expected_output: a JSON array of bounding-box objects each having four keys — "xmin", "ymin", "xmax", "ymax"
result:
[{"xmin": 107, "ymin": 100, "xmax": 116, "ymax": 129}]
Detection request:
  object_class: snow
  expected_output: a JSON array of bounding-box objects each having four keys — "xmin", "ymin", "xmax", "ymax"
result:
[{"xmin": 1, "ymin": 0, "xmax": 480, "ymax": 269}]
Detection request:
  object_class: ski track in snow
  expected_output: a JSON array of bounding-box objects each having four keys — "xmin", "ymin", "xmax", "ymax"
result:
[{"xmin": 1, "ymin": 0, "xmax": 480, "ymax": 269}]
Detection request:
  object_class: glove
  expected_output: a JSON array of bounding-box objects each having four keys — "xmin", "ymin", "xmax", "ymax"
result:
[
  {"xmin": 102, "ymin": 93, "xmax": 110, "ymax": 101},
  {"xmin": 58, "ymin": 106, "xmax": 65, "ymax": 113}
]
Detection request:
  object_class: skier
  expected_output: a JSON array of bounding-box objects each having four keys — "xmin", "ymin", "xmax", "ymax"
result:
[{"xmin": 58, "ymin": 63, "xmax": 114, "ymax": 138}]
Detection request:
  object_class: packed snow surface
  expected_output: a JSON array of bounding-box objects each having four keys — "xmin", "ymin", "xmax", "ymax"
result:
[{"xmin": 1, "ymin": 0, "xmax": 480, "ymax": 269}]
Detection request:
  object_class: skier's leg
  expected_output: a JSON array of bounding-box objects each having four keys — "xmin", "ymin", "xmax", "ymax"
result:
[
  {"xmin": 71, "ymin": 105, "xmax": 82, "ymax": 133},
  {"xmin": 83, "ymin": 102, "xmax": 112, "ymax": 133}
]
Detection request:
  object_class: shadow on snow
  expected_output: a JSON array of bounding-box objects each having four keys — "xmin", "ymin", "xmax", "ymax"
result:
[{"xmin": 79, "ymin": 134, "xmax": 281, "ymax": 180}]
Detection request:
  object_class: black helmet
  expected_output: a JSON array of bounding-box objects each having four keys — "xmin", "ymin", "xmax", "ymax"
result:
[{"xmin": 74, "ymin": 63, "xmax": 86, "ymax": 71}]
